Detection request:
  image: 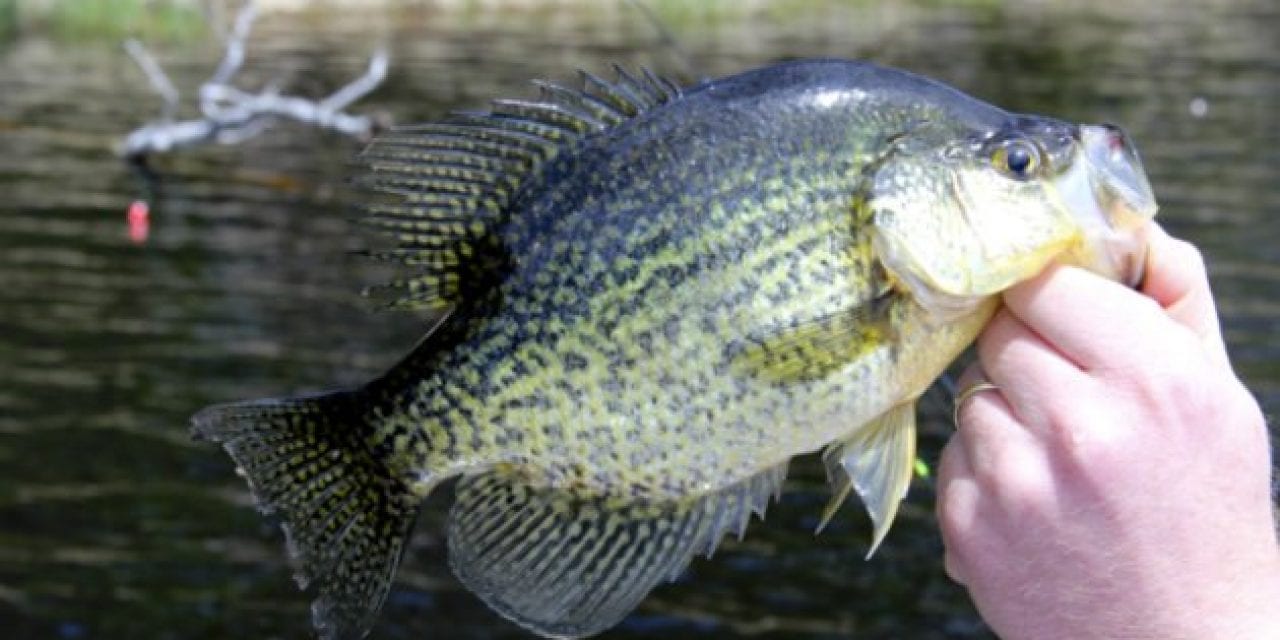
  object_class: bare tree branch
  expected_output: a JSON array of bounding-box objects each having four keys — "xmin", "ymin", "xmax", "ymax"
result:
[
  {"xmin": 123, "ymin": 39, "xmax": 180, "ymax": 120},
  {"xmin": 203, "ymin": 1, "xmax": 255, "ymax": 99},
  {"xmin": 119, "ymin": 0, "xmax": 390, "ymax": 161},
  {"xmin": 321, "ymin": 52, "xmax": 390, "ymax": 111}
]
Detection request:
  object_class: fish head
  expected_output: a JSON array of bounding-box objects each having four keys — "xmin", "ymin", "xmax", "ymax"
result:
[{"xmin": 867, "ymin": 115, "xmax": 1158, "ymax": 316}]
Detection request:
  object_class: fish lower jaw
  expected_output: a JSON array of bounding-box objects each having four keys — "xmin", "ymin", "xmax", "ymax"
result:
[
  {"xmin": 875, "ymin": 246, "xmax": 1001, "ymax": 322},
  {"xmin": 1068, "ymin": 223, "xmax": 1152, "ymax": 287},
  {"xmin": 889, "ymin": 269, "xmax": 991, "ymax": 323}
]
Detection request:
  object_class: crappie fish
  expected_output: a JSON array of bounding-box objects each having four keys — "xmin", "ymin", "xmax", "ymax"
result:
[{"xmin": 193, "ymin": 59, "xmax": 1157, "ymax": 639}]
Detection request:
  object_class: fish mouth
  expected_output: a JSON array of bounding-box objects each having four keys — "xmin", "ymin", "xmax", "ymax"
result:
[
  {"xmin": 1081, "ymin": 124, "xmax": 1158, "ymax": 227},
  {"xmin": 1111, "ymin": 223, "xmax": 1152, "ymax": 288},
  {"xmin": 1080, "ymin": 124, "xmax": 1158, "ymax": 286}
]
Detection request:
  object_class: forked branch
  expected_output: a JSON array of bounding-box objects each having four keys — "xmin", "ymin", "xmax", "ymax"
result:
[{"xmin": 120, "ymin": 0, "xmax": 389, "ymax": 160}]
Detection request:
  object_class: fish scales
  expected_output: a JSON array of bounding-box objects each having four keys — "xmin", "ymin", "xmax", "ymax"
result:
[
  {"xmin": 194, "ymin": 59, "xmax": 1158, "ymax": 639},
  {"xmin": 368, "ymin": 65, "xmax": 982, "ymax": 495}
]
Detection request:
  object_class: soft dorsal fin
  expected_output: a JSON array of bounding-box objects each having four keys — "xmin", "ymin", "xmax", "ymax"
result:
[{"xmin": 358, "ymin": 68, "xmax": 682, "ymax": 311}]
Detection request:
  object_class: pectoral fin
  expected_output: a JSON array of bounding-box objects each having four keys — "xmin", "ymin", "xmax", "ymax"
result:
[
  {"xmin": 732, "ymin": 294, "xmax": 894, "ymax": 383},
  {"xmin": 816, "ymin": 402, "xmax": 917, "ymax": 559}
]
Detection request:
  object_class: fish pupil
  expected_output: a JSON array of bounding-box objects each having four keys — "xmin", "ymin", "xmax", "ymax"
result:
[{"xmin": 1006, "ymin": 146, "xmax": 1033, "ymax": 176}]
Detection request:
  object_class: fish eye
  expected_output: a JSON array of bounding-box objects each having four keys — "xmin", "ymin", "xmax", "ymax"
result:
[{"xmin": 992, "ymin": 139, "xmax": 1041, "ymax": 180}]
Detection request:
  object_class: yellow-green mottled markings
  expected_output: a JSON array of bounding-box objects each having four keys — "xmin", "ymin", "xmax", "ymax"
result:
[{"xmin": 378, "ymin": 141, "xmax": 904, "ymax": 497}]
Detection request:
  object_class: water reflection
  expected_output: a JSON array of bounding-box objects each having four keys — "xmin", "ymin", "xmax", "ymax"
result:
[{"xmin": 0, "ymin": 1, "xmax": 1276, "ymax": 638}]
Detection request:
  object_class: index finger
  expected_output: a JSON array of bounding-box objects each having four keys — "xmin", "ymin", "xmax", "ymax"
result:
[
  {"xmin": 1140, "ymin": 224, "xmax": 1229, "ymax": 367},
  {"xmin": 1000, "ymin": 263, "xmax": 1179, "ymax": 371}
]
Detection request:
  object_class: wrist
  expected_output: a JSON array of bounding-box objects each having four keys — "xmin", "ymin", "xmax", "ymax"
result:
[{"xmin": 1191, "ymin": 554, "xmax": 1280, "ymax": 639}]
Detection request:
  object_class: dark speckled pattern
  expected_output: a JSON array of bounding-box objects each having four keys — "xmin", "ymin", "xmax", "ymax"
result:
[{"xmin": 355, "ymin": 61, "xmax": 1010, "ymax": 496}]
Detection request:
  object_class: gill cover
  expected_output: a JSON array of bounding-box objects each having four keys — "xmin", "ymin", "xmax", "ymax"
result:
[{"xmin": 867, "ymin": 120, "xmax": 1083, "ymax": 316}]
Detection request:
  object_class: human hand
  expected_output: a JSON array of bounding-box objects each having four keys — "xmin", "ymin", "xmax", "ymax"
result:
[{"xmin": 937, "ymin": 223, "xmax": 1279, "ymax": 639}]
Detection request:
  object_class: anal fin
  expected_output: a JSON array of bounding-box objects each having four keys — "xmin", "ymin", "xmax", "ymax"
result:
[
  {"xmin": 447, "ymin": 462, "xmax": 788, "ymax": 639},
  {"xmin": 816, "ymin": 402, "xmax": 917, "ymax": 559}
]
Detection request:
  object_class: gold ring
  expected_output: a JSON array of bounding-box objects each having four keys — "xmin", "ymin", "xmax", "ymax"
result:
[{"xmin": 952, "ymin": 381, "xmax": 1000, "ymax": 429}]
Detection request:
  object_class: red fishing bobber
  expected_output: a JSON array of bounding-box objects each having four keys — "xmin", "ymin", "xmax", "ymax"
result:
[{"xmin": 127, "ymin": 200, "xmax": 150, "ymax": 244}]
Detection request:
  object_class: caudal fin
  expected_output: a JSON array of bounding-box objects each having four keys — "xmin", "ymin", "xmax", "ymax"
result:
[{"xmin": 192, "ymin": 390, "xmax": 418, "ymax": 640}]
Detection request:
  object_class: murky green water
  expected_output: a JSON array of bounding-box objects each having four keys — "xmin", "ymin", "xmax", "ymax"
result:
[{"xmin": 1, "ymin": 2, "xmax": 1277, "ymax": 638}]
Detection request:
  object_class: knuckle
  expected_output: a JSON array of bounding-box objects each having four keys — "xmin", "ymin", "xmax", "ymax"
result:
[
  {"xmin": 1139, "ymin": 351, "xmax": 1217, "ymax": 424},
  {"xmin": 1174, "ymin": 239, "xmax": 1208, "ymax": 277},
  {"xmin": 958, "ymin": 429, "xmax": 1051, "ymax": 521},
  {"xmin": 936, "ymin": 491, "xmax": 970, "ymax": 546},
  {"xmin": 1217, "ymin": 381, "xmax": 1268, "ymax": 447},
  {"xmin": 988, "ymin": 452, "xmax": 1052, "ymax": 521},
  {"xmin": 1130, "ymin": 292, "xmax": 1168, "ymax": 322},
  {"xmin": 1038, "ymin": 378, "xmax": 1106, "ymax": 448},
  {"xmin": 1040, "ymin": 390, "xmax": 1130, "ymax": 485},
  {"xmin": 1101, "ymin": 334, "xmax": 1208, "ymax": 419},
  {"xmin": 936, "ymin": 468, "xmax": 980, "ymax": 545},
  {"xmin": 1167, "ymin": 373, "xmax": 1216, "ymax": 421},
  {"xmin": 1040, "ymin": 379, "xmax": 1100, "ymax": 438},
  {"xmin": 1051, "ymin": 413, "xmax": 1129, "ymax": 487}
]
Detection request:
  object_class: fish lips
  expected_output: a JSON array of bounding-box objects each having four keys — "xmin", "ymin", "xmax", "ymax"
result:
[
  {"xmin": 1079, "ymin": 124, "xmax": 1159, "ymax": 287},
  {"xmin": 1082, "ymin": 124, "xmax": 1158, "ymax": 220}
]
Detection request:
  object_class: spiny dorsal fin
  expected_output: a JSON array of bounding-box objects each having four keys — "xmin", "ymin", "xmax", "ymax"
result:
[{"xmin": 358, "ymin": 67, "xmax": 682, "ymax": 311}]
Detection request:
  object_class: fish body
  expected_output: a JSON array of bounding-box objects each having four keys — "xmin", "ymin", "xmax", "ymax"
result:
[{"xmin": 194, "ymin": 60, "xmax": 1156, "ymax": 639}]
